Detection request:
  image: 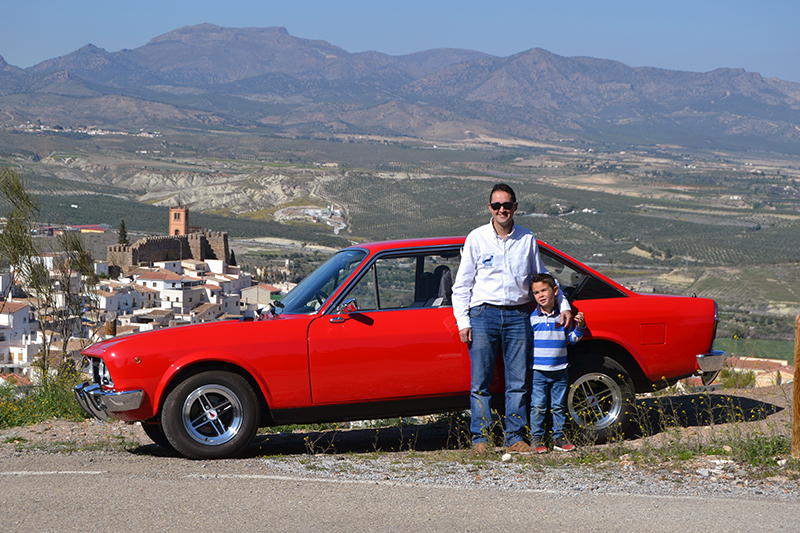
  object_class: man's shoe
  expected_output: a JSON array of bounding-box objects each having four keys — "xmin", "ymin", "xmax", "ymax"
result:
[
  {"xmin": 532, "ymin": 440, "xmax": 548, "ymax": 454},
  {"xmin": 553, "ymin": 437, "xmax": 576, "ymax": 452},
  {"xmin": 506, "ymin": 441, "xmax": 532, "ymax": 454},
  {"xmin": 472, "ymin": 442, "xmax": 489, "ymax": 456}
]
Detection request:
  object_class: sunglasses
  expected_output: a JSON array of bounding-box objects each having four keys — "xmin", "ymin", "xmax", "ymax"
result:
[{"xmin": 489, "ymin": 201, "xmax": 516, "ymax": 211}]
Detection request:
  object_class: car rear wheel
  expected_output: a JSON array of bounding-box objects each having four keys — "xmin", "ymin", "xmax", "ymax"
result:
[
  {"xmin": 162, "ymin": 371, "xmax": 260, "ymax": 460},
  {"xmin": 567, "ymin": 356, "xmax": 634, "ymax": 443}
]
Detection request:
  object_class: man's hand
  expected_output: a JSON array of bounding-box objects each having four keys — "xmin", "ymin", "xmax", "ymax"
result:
[
  {"xmin": 559, "ymin": 310, "xmax": 574, "ymax": 330},
  {"xmin": 459, "ymin": 327, "xmax": 472, "ymax": 344}
]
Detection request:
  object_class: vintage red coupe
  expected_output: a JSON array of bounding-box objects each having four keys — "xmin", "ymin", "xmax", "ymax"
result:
[{"xmin": 75, "ymin": 237, "xmax": 724, "ymax": 459}]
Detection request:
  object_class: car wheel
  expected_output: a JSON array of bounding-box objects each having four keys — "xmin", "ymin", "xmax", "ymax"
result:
[
  {"xmin": 567, "ymin": 356, "xmax": 634, "ymax": 443},
  {"xmin": 141, "ymin": 422, "xmax": 174, "ymax": 450},
  {"xmin": 162, "ymin": 371, "xmax": 260, "ymax": 460}
]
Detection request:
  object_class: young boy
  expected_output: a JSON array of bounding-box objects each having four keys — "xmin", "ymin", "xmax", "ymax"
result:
[{"xmin": 529, "ymin": 273, "xmax": 586, "ymax": 453}]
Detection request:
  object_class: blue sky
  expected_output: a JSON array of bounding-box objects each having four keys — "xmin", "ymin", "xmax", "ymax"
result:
[{"xmin": 3, "ymin": 0, "xmax": 799, "ymax": 82}]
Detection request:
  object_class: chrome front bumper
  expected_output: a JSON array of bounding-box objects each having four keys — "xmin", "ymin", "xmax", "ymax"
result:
[{"xmin": 74, "ymin": 382, "xmax": 144, "ymax": 422}]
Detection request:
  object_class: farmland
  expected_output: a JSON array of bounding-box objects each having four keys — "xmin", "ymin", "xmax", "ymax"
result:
[{"xmin": 1, "ymin": 126, "xmax": 800, "ymax": 348}]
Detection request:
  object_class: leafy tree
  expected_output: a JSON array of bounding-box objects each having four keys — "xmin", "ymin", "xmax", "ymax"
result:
[
  {"xmin": 0, "ymin": 166, "xmax": 100, "ymax": 378},
  {"xmin": 118, "ymin": 219, "xmax": 129, "ymax": 245}
]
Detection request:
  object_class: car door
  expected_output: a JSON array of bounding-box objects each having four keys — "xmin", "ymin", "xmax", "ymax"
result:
[{"xmin": 307, "ymin": 249, "xmax": 469, "ymax": 404}]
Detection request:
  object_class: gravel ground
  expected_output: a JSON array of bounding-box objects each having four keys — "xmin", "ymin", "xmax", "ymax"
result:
[{"xmin": 1, "ymin": 385, "xmax": 798, "ymax": 501}]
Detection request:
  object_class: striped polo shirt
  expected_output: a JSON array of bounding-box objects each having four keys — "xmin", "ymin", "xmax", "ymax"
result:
[{"xmin": 530, "ymin": 307, "xmax": 585, "ymax": 371}]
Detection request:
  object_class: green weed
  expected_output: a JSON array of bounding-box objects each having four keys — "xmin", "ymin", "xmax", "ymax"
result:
[{"xmin": 0, "ymin": 375, "xmax": 87, "ymax": 429}]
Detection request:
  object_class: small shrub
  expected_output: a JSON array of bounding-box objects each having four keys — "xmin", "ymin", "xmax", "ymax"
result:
[
  {"xmin": 719, "ymin": 368, "xmax": 756, "ymax": 389},
  {"xmin": 0, "ymin": 375, "xmax": 87, "ymax": 428}
]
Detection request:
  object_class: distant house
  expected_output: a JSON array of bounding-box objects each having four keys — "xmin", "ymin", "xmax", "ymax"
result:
[
  {"xmin": 132, "ymin": 268, "xmax": 185, "ymax": 291},
  {"xmin": 0, "ymin": 301, "xmax": 39, "ymax": 376},
  {"xmin": 190, "ymin": 302, "xmax": 223, "ymax": 323},
  {"xmin": 241, "ymin": 283, "xmax": 281, "ymax": 312},
  {"xmin": 726, "ymin": 356, "xmax": 795, "ymax": 387},
  {"xmin": 94, "ymin": 261, "xmax": 110, "ymax": 278},
  {"xmin": 135, "ymin": 308, "xmax": 174, "ymax": 328},
  {"xmin": 95, "ymin": 284, "xmax": 136, "ymax": 315}
]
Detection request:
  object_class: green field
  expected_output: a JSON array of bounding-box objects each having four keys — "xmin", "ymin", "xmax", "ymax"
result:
[
  {"xmin": 3, "ymin": 127, "xmax": 800, "ymax": 347},
  {"xmin": 713, "ymin": 337, "xmax": 796, "ymax": 363}
]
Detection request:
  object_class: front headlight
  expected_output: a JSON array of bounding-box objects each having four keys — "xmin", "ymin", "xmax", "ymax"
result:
[{"xmin": 98, "ymin": 359, "xmax": 114, "ymax": 388}]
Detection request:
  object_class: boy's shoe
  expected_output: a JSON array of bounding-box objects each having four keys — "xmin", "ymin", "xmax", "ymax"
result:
[
  {"xmin": 472, "ymin": 442, "xmax": 489, "ymax": 456},
  {"xmin": 506, "ymin": 441, "xmax": 532, "ymax": 454},
  {"xmin": 532, "ymin": 440, "xmax": 548, "ymax": 454},
  {"xmin": 553, "ymin": 437, "xmax": 576, "ymax": 452}
]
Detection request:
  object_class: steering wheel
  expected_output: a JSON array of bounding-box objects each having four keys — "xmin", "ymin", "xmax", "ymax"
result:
[{"xmin": 313, "ymin": 290, "xmax": 329, "ymax": 306}]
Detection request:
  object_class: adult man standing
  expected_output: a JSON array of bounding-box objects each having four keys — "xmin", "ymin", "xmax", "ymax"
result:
[{"xmin": 452, "ymin": 183, "xmax": 573, "ymax": 455}]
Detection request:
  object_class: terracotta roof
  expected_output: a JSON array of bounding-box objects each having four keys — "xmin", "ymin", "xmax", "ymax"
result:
[
  {"xmin": 0, "ymin": 373, "xmax": 32, "ymax": 386},
  {"xmin": 192, "ymin": 303, "xmax": 221, "ymax": 316},
  {"xmin": 133, "ymin": 285, "xmax": 159, "ymax": 293},
  {"xmin": 257, "ymin": 283, "xmax": 281, "ymax": 293},
  {"xmin": 147, "ymin": 309, "xmax": 174, "ymax": 317},
  {"xmin": 726, "ymin": 356, "xmax": 794, "ymax": 372},
  {"xmin": 134, "ymin": 269, "xmax": 183, "ymax": 281},
  {"xmin": 66, "ymin": 338, "xmax": 89, "ymax": 352},
  {"xmin": 0, "ymin": 301, "xmax": 29, "ymax": 314}
]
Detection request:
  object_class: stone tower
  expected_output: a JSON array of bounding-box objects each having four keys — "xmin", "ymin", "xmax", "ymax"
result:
[{"xmin": 169, "ymin": 206, "xmax": 188, "ymax": 236}]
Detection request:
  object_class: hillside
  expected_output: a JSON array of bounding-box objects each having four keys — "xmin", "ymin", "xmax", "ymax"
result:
[{"xmin": 1, "ymin": 24, "xmax": 800, "ymax": 152}]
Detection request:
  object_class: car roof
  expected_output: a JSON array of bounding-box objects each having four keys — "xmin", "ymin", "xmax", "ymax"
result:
[
  {"xmin": 347, "ymin": 236, "xmax": 564, "ymax": 256},
  {"xmin": 346, "ymin": 236, "xmax": 466, "ymax": 254}
]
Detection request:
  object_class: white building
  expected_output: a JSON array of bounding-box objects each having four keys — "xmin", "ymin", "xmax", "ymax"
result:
[{"xmin": 0, "ymin": 301, "xmax": 39, "ymax": 376}]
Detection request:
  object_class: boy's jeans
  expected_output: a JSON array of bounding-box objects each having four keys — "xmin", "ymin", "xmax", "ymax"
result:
[
  {"xmin": 530, "ymin": 368, "xmax": 569, "ymax": 440},
  {"xmin": 468, "ymin": 304, "xmax": 531, "ymax": 447}
]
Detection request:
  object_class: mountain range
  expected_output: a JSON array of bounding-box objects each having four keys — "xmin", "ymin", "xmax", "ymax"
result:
[{"xmin": 2, "ymin": 23, "xmax": 800, "ymax": 152}]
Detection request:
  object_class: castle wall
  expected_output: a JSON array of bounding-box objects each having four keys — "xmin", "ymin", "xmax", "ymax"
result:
[{"xmin": 108, "ymin": 231, "xmax": 228, "ymax": 271}]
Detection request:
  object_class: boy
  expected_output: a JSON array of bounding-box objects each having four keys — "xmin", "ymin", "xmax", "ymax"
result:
[{"xmin": 529, "ymin": 273, "xmax": 586, "ymax": 453}]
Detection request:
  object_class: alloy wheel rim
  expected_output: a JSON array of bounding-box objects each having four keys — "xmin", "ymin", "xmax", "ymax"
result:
[
  {"xmin": 568, "ymin": 372, "xmax": 623, "ymax": 430},
  {"xmin": 182, "ymin": 384, "xmax": 244, "ymax": 445}
]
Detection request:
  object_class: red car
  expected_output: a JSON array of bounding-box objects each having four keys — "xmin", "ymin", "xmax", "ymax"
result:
[{"xmin": 75, "ymin": 237, "xmax": 724, "ymax": 459}]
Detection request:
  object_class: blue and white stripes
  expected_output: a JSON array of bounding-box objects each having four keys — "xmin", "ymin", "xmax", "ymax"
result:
[{"xmin": 530, "ymin": 309, "xmax": 585, "ymax": 371}]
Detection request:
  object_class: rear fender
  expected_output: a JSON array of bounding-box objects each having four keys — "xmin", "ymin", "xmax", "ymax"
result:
[{"xmin": 568, "ymin": 339, "xmax": 650, "ymax": 392}]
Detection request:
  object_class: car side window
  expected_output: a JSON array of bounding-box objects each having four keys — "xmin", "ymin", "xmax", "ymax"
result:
[
  {"xmin": 346, "ymin": 264, "xmax": 380, "ymax": 310},
  {"xmin": 541, "ymin": 252, "xmax": 587, "ymax": 300},
  {"xmin": 540, "ymin": 250, "xmax": 624, "ymax": 301},
  {"xmin": 344, "ymin": 250, "xmax": 460, "ymax": 311}
]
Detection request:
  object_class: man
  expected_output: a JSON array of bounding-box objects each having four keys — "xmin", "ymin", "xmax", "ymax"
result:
[{"xmin": 452, "ymin": 183, "xmax": 573, "ymax": 455}]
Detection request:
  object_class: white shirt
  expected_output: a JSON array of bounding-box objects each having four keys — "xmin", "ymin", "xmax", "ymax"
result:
[{"xmin": 452, "ymin": 220, "xmax": 570, "ymax": 331}]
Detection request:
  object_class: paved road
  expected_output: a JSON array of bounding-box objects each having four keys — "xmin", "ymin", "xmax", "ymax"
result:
[{"xmin": 1, "ymin": 452, "xmax": 797, "ymax": 532}]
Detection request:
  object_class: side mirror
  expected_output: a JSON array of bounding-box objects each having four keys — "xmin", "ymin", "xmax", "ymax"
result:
[{"xmin": 330, "ymin": 298, "xmax": 358, "ymax": 323}]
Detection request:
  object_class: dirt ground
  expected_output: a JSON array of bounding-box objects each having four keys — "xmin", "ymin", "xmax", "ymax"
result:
[{"xmin": 0, "ymin": 384, "xmax": 794, "ymax": 458}]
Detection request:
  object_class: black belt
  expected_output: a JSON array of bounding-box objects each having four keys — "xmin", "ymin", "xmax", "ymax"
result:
[{"xmin": 483, "ymin": 303, "xmax": 527, "ymax": 311}]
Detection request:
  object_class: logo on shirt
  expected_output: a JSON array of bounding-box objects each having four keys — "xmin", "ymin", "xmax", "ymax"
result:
[{"xmin": 480, "ymin": 255, "xmax": 494, "ymax": 267}]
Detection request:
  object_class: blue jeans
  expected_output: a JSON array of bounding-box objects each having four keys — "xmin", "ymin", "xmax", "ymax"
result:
[
  {"xmin": 468, "ymin": 304, "xmax": 531, "ymax": 446},
  {"xmin": 530, "ymin": 368, "xmax": 569, "ymax": 441}
]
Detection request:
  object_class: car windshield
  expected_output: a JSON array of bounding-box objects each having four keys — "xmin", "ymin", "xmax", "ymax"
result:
[{"xmin": 277, "ymin": 249, "xmax": 368, "ymax": 315}]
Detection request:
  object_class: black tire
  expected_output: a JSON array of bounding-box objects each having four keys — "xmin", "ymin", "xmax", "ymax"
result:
[
  {"xmin": 162, "ymin": 371, "xmax": 260, "ymax": 460},
  {"xmin": 567, "ymin": 356, "xmax": 634, "ymax": 443},
  {"xmin": 141, "ymin": 422, "xmax": 174, "ymax": 450}
]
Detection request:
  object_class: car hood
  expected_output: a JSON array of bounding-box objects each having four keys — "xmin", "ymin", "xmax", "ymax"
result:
[{"xmin": 82, "ymin": 315, "xmax": 311, "ymax": 358}]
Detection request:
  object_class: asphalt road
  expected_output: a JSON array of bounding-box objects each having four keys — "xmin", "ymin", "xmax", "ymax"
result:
[{"xmin": 2, "ymin": 452, "xmax": 797, "ymax": 533}]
